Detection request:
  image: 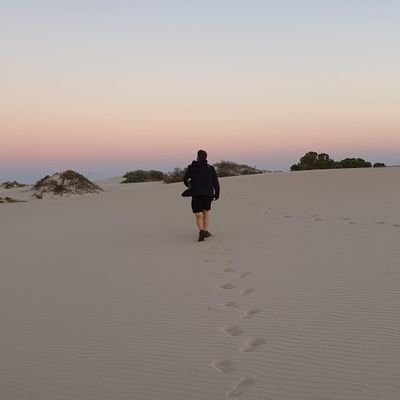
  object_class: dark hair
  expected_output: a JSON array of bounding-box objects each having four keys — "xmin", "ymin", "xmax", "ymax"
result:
[{"xmin": 197, "ymin": 150, "xmax": 207, "ymax": 161}]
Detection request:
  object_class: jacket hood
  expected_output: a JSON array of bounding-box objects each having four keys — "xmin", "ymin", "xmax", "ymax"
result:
[{"xmin": 191, "ymin": 160, "xmax": 208, "ymax": 167}]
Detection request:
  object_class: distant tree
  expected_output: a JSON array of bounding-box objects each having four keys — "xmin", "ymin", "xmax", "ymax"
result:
[
  {"xmin": 291, "ymin": 152, "xmax": 380, "ymax": 171},
  {"xmin": 298, "ymin": 151, "xmax": 318, "ymax": 170},
  {"xmin": 373, "ymin": 162, "xmax": 386, "ymax": 168},
  {"xmin": 332, "ymin": 161, "xmax": 342, "ymax": 169},
  {"xmin": 291, "ymin": 151, "xmax": 319, "ymax": 171},
  {"xmin": 316, "ymin": 153, "xmax": 335, "ymax": 169}
]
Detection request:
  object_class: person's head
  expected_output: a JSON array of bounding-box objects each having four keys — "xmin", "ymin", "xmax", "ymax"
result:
[{"xmin": 197, "ymin": 149, "xmax": 207, "ymax": 162}]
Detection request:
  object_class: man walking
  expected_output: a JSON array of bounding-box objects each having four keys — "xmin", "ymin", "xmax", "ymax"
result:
[{"xmin": 184, "ymin": 150, "xmax": 220, "ymax": 242}]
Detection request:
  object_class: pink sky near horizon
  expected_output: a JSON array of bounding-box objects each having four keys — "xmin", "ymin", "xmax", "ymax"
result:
[
  {"xmin": 3, "ymin": 59, "xmax": 399, "ymax": 168},
  {"xmin": 2, "ymin": 97, "xmax": 399, "ymax": 166}
]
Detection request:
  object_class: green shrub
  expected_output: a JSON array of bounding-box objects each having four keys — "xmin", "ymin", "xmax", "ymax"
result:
[
  {"xmin": 373, "ymin": 162, "xmax": 386, "ymax": 168},
  {"xmin": 148, "ymin": 170, "xmax": 164, "ymax": 181},
  {"xmin": 291, "ymin": 151, "xmax": 335, "ymax": 171},
  {"xmin": 213, "ymin": 161, "xmax": 263, "ymax": 177},
  {"xmin": 1, "ymin": 181, "xmax": 26, "ymax": 189},
  {"xmin": 338, "ymin": 158, "xmax": 371, "ymax": 168},
  {"xmin": 122, "ymin": 170, "xmax": 164, "ymax": 183},
  {"xmin": 0, "ymin": 197, "xmax": 25, "ymax": 203},
  {"xmin": 291, "ymin": 152, "xmax": 380, "ymax": 171},
  {"xmin": 290, "ymin": 163, "xmax": 300, "ymax": 171}
]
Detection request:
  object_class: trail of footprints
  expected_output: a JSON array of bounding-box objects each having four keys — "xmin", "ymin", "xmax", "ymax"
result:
[
  {"xmin": 278, "ymin": 212, "xmax": 400, "ymax": 227},
  {"xmin": 207, "ymin": 212, "xmax": 400, "ymax": 397},
  {"xmin": 207, "ymin": 247, "xmax": 264, "ymax": 397},
  {"xmin": 246, "ymin": 201, "xmax": 400, "ymax": 227}
]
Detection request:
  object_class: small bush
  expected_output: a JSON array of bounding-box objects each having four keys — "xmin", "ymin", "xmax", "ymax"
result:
[
  {"xmin": 339, "ymin": 158, "xmax": 371, "ymax": 168},
  {"xmin": 148, "ymin": 170, "xmax": 164, "ymax": 181},
  {"xmin": 373, "ymin": 162, "xmax": 386, "ymax": 168},
  {"xmin": 0, "ymin": 197, "xmax": 25, "ymax": 203},
  {"xmin": 122, "ymin": 170, "xmax": 164, "ymax": 183},
  {"xmin": 214, "ymin": 161, "xmax": 263, "ymax": 177},
  {"xmin": 1, "ymin": 181, "xmax": 26, "ymax": 189}
]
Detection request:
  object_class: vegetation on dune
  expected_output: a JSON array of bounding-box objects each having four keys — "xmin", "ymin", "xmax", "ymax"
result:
[
  {"xmin": 122, "ymin": 161, "xmax": 265, "ymax": 185},
  {"xmin": 32, "ymin": 170, "xmax": 103, "ymax": 198},
  {"xmin": 122, "ymin": 170, "xmax": 164, "ymax": 183},
  {"xmin": 1, "ymin": 180, "xmax": 26, "ymax": 189},
  {"xmin": 33, "ymin": 175, "xmax": 51, "ymax": 190},
  {"xmin": 291, "ymin": 151, "xmax": 385, "ymax": 171},
  {"xmin": 0, "ymin": 197, "xmax": 26, "ymax": 203},
  {"xmin": 213, "ymin": 160, "xmax": 264, "ymax": 177},
  {"xmin": 163, "ymin": 168, "xmax": 187, "ymax": 184},
  {"xmin": 339, "ymin": 158, "xmax": 372, "ymax": 169}
]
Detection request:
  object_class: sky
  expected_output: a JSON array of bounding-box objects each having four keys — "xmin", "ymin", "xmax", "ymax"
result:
[{"xmin": 1, "ymin": 0, "xmax": 399, "ymax": 182}]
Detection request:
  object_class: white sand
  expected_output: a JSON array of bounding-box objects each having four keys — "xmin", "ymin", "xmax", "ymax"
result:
[{"xmin": 1, "ymin": 167, "xmax": 400, "ymax": 399}]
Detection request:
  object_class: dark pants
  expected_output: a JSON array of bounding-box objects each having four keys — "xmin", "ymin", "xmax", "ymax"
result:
[{"xmin": 191, "ymin": 196, "xmax": 212, "ymax": 213}]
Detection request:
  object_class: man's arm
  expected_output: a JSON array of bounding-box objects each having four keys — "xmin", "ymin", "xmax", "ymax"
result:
[
  {"xmin": 183, "ymin": 166, "xmax": 191, "ymax": 188},
  {"xmin": 211, "ymin": 167, "xmax": 220, "ymax": 199}
]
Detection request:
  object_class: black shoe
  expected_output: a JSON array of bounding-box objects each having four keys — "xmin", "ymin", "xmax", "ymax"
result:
[
  {"xmin": 204, "ymin": 231, "xmax": 212, "ymax": 238},
  {"xmin": 198, "ymin": 230, "xmax": 206, "ymax": 242}
]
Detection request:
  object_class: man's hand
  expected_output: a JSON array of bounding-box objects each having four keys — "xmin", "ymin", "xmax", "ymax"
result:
[{"xmin": 214, "ymin": 195, "xmax": 219, "ymax": 201}]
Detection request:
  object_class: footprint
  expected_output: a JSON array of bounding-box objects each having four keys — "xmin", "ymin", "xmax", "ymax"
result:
[
  {"xmin": 309, "ymin": 214, "xmax": 319, "ymax": 218},
  {"xmin": 225, "ymin": 259, "xmax": 233, "ymax": 265},
  {"xmin": 240, "ymin": 309, "xmax": 261, "ymax": 319},
  {"xmin": 224, "ymin": 248, "xmax": 231, "ymax": 252},
  {"xmin": 207, "ymin": 306, "xmax": 223, "ymax": 312},
  {"xmin": 338, "ymin": 217, "xmax": 351, "ymax": 221},
  {"xmin": 223, "ymin": 267, "xmax": 235, "ymax": 273},
  {"xmin": 223, "ymin": 301, "xmax": 239, "ymax": 308},
  {"xmin": 313, "ymin": 217, "xmax": 323, "ymax": 222},
  {"xmin": 211, "ymin": 360, "xmax": 235, "ymax": 374},
  {"xmin": 220, "ymin": 325, "xmax": 243, "ymax": 336},
  {"xmin": 237, "ymin": 272, "xmax": 251, "ymax": 279},
  {"xmin": 374, "ymin": 221, "xmax": 386, "ymax": 225},
  {"xmin": 348, "ymin": 221, "xmax": 355, "ymax": 224},
  {"xmin": 225, "ymin": 376, "xmax": 255, "ymax": 397},
  {"xmin": 220, "ymin": 283, "xmax": 235, "ymax": 290},
  {"xmin": 282, "ymin": 215, "xmax": 292, "ymax": 219},
  {"xmin": 238, "ymin": 288, "xmax": 255, "ymax": 296},
  {"xmin": 239, "ymin": 338, "xmax": 266, "ymax": 352},
  {"xmin": 393, "ymin": 224, "xmax": 400, "ymax": 228}
]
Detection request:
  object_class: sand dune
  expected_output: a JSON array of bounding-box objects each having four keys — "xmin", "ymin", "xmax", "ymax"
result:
[{"xmin": 1, "ymin": 167, "xmax": 400, "ymax": 399}]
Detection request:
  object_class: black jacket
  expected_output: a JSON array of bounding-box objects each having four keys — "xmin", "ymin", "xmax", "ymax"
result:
[{"xmin": 183, "ymin": 160, "xmax": 220, "ymax": 198}]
